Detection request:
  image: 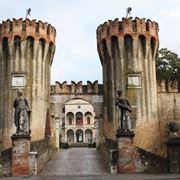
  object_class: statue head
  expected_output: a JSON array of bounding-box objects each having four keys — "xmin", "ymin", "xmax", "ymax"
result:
[
  {"xmin": 117, "ymin": 90, "xmax": 122, "ymax": 96},
  {"xmin": 17, "ymin": 90, "xmax": 23, "ymax": 97}
]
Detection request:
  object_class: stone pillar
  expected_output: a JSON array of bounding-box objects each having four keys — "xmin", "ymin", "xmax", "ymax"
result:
[
  {"xmin": 166, "ymin": 137, "xmax": 180, "ymax": 173},
  {"xmin": 117, "ymin": 131, "xmax": 136, "ymax": 173},
  {"xmin": 95, "ymin": 119, "xmax": 99, "ymax": 146},
  {"xmin": 83, "ymin": 129, "xmax": 86, "ymax": 143},
  {"xmin": 94, "ymin": 115, "xmax": 100, "ymax": 147},
  {"xmin": 11, "ymin": 134, "xmax": 31, "ymax": 176},
  {"xmin": 64, "ymin": 129, "xmax": 67, "ymax": 143},
  {"xmin": 74, "ymin": 131, "xmax": 76, "ymax": 143},
  {"xmin": 109, "ymin": 149, "xmax": 118, "ymax": 174},
  {"xmin": 29, "ymin": 152, "xmax": 38, "ymax": 175},
  {"xmin": 55, "ymin": 117, "xmax": 60, "ymax": 148}
]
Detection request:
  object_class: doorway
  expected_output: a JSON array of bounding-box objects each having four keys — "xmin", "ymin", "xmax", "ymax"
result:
[{"xmin": 76, "ymin": 129, "xmax": 83, "ymax": 142}]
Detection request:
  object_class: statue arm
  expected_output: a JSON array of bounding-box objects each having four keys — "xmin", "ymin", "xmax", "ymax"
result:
[
  {"xmin": 25, "ymin": 98, "xmax": 30, "ymax": 111},
  {"xmin": 125, "ymin": 99, "xmax": 132, "ymax": 112},
  {"xmin": 13, "ymin": 99, "xmax": 17, "ymax": 108},
  {"xmin": 115, "ymin": 99, "xmax": 119, "ymax": 106}
]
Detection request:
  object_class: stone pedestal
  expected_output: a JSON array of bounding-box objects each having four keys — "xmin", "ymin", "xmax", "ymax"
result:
[
  {"xmin": 11, "ymin": 134, "xmax": 31, "ymax": 176},
  {"xmin": 117, "ymin": 129, "xmax": 136, "ymax": 173},
  {"xmin": 166, "ymin": 137, "xmax": 180, "ymax": 173}
]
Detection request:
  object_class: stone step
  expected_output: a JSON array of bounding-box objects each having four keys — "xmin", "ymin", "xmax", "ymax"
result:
[{"xmin": 70, "ymin": 143, "xmax": 89, "ymax": 147}]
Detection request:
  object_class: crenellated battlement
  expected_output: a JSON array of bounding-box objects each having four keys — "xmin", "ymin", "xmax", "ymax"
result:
[
  {"xmin": 51, "ymin": 81, "xmax": 103, "ymax": 95},
  {"xmin": 0, "ymin": 18, "xmax": 56, "ymax": 43},
  {"xmin": 96, "ymin": 17, "xmax": 159, "ymax": 41}
]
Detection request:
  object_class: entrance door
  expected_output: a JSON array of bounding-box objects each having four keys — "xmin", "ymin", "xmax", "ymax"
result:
[{"xmin": 76, "ymin": 129, "xmax": 83, "ymax": 142}]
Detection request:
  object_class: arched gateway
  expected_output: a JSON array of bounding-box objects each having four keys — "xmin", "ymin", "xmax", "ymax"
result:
[
  {"xmin": 64, "ymin": 98, "xmax": 95, "ymax": 145},
  {"xmin": 50, "ymin": 81, "xmax": 103, "ymax": 148}
]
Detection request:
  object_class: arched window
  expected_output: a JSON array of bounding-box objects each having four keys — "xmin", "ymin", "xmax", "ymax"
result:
[
  {"xmin": 66, "ymin": 112, "xmax": 74, "ymax": 125},
  {"xmin": 76, "ymin": 129, "xmax": 83, "ymax": 142},
  {"xmin": 76, "ymin": 112, "xmax": 83, "ymax": 125},
  {"xmin": 85, "ymin": 129, "xmax": 93, "ymax": 143},
  {"xmin": 67, "ymin": 129, "xmax": 74, "ymax": 143},
  {"xmin": 85, "ymin": 112, "xmax": 92, "ymax": 125},
  {"xmin": 69, "ymin": 117, "xmax": 72, "ymax": 125},
  {"xmin": 87, "ymin": 117, "xmax": 90, "ymax": 125}
]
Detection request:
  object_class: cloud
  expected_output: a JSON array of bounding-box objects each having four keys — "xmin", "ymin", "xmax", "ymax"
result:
[{"xmin": 0, "ymin": 0, "xmax": 180, "ymax": 84}]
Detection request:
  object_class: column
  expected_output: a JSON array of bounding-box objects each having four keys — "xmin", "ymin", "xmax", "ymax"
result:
[
  {"xmin": 94, "ymin": 116, "xmax": 100, "ymax": 147},
  {"xmin": 55, "ymin": 117, "xmax": 60, "ymax": 149},
  {"xmin": 74, "ymin": 130, "xmax": 76, "ymax": 143},
  {"xmin": 64, "ymin": 129, "xmax": 67, "ymax": 143}
]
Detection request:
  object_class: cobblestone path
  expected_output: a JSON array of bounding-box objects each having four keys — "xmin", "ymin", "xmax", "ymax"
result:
[{"xmin": 40, "ymin": 148, "xmax": 108, "ymax": 176}]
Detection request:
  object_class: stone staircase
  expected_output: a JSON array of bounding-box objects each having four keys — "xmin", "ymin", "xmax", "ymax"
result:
[{"xmin": 70, "ymin": 142, "xmax": 89, "ymax": 147}]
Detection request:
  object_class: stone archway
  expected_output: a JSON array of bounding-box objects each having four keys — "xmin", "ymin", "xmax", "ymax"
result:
[
  {"xmin": 76, "ymin": 112, "xmax": 83, "ymax": 125},
  {"xmin": 85, "ymin": 129, "xmax": 93, "ymax": 143},
  {"xmin": 76, "ymin": 129, "xmax": 83, "ymax": 142},
  {"xmin": 67, "ymin": 129, "xmax": 74, "ymax": 144}
]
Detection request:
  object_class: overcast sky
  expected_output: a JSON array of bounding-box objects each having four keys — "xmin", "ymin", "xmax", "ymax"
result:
[{"xmin": 0, "ymin": 0, "xmax": 180, "ymax": 84}]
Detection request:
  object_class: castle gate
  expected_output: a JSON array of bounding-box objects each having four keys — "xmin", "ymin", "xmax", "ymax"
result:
[{"xmin": 50, "ymin": 81, "xmax": 103, "ymax": 148}]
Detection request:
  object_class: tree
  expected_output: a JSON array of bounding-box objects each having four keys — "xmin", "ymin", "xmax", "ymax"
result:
[{"xmin": 156, "ymin": 48, "xmax": 180, "ymax": 82}]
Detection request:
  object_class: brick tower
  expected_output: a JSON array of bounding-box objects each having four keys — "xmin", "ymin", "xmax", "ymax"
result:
[
  {"xmin": 97, "ymin": 17, "xmax": 160, "ymax": 152},
  {"xmin": 0, "ymin": 18, "xmax": 56, "ymax": 147}
]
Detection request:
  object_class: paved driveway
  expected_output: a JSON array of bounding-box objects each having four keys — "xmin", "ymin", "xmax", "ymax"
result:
[
  {"xmin": 40, "ymin": 148, "xmax": 108, "ymax": 176},
  {"xmin": 3, "ymin": 148, "xmax": 180, "ymax": 180}
]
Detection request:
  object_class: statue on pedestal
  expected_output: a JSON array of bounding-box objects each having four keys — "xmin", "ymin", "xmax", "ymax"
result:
[
  {"xmin": 13, "ymin": 90, "xmax": 31, "ymax": 135},
  {"xmin": 116, "ymin": 90, "xmax": 134, "ymax": 136}
]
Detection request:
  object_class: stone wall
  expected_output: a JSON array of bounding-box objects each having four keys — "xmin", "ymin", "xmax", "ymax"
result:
[
  {"xmin": 135, "ymin": 147, "xmax": 168, "ymax": 173},
  {"xmin": 98, "ymin": 138, "xmax": 118, "ymax": 173},
  {"xmin": 99, "ymin": 137, "xmax": 168, "ymax": 174},
  {"xmin": 0, "ymin": 148, "xmax": 12, "ymax": 177},
  {"xmin": 0, "ymin": 137, "xmax": 55, "ymax": 177},
  {"xmin": 29, "ymin": 137, "xmax": 56, "ymax": 175},
  {"xmin": 99, "ymin": 81, "xmax": 180, "ymax": 161},
  {"xmin": 157, "ymin": 81, "xmax": 180, "ymax": 156}
]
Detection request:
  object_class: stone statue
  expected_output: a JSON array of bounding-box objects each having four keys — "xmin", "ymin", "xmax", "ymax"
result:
[
  {"xmin": 167, "ymin": 121, "xmax": 180, "ymax": 136},
  {"xmin": 116, "ymin": 90, "xmax": 132, "ymax": 131},
  {"xmin": 13, "ymin": 90, "xmax": 31, "ymax": 134}
]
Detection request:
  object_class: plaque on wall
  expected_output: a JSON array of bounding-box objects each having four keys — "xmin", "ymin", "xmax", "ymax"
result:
[
  {"xmin": 128, "ymin": 74, "xmax": 141, "ymax": 88},
  {"xmin": 12, "ymin": 75, "xmax": 26, "ymax": 87}
]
